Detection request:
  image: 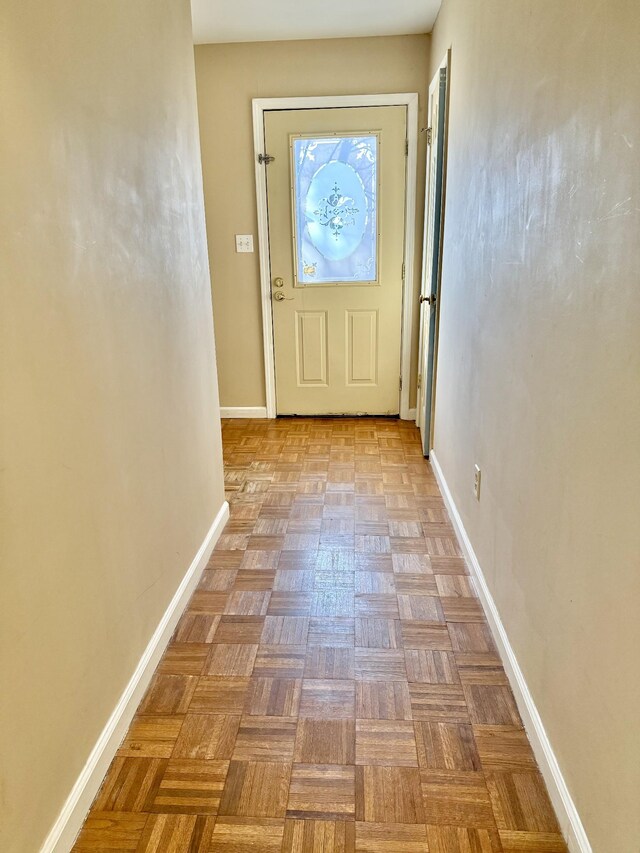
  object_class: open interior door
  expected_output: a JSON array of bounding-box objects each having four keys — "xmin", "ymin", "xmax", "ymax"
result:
[{"xmin": 416, "ymin": 55, "xmax": 449, "ymax": 456}]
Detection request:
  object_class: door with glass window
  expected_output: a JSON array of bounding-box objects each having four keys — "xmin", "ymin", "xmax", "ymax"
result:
[{"xmin": 264, "ymin": 106, "xmax": 407, "ymax": 415}]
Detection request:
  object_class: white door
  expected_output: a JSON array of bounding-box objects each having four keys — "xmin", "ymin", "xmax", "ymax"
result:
[
  {"xmin": 264, "ymin": 106, "xmax": 408, "ymax": 415},
  {"xmin": 417, "ymin": 58, "xmax": 449, "ymax": 454}
]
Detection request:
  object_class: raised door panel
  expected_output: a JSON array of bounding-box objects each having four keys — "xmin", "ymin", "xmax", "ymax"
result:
[
  {"xmin": 346, "ymin": 309, "xmax": 378, "ymax": 386},
  {"xmin": 295, "ymin": 311, "xmax": 328, "ymax": 386}
]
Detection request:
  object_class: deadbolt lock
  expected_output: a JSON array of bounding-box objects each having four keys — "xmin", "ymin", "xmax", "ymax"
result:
[{"xmin": 273, "ymin": 277, "xmax": 284, "ymax": 288}]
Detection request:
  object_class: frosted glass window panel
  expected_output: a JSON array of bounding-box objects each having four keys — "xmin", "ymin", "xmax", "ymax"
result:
[{"xmin": 292, "ymin": 134, "xmax": 378, "ymax": 284}]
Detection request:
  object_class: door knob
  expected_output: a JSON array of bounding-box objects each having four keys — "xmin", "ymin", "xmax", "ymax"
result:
[
  {"xmin": 419, "ymin": 294, "xmax": 436, "ymax": 306},
  {"xmin": 273, "ymin": 290, "xmax": 292, "ymax": 301}
]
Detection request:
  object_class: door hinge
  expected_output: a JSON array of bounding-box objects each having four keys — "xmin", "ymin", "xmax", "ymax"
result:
[
  {"xmin": 425, "ymin": 127, "xmax": 432, "ymax": 145},
  {"xmin": 258, "ymin": 153, "xmax": 275, "ymax": 165},
  {"xmin": 399, "ymin": 376, "xmax": 403, "ymax": 390},
  {"xmin": 405, "ymin": 139, "xmax": 409, "ymax": 156},
  {"xmin": 401, "ymin": 262, "xmax": 406, "ymax": 282},
  {"xmin": 417, "ymin": 373, "xmax": 422, "ymax": 389}
]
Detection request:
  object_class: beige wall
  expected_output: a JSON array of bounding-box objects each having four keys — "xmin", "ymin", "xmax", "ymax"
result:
[
  {"xmin": 430, "ymin": 1, "xmax": 640, "ymax": 850},
  {"xmin": 195, "ymin": 35, "xmax": 430, "ymax": 409},
  {"xmin": 0, "ymin": 2, "xmax": 225, "ymax": 850}
]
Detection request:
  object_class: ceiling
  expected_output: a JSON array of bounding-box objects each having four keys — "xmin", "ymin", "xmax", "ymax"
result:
[{"xmin": 191, "ymin": 0, "xmax": 442, "ymax": 45}]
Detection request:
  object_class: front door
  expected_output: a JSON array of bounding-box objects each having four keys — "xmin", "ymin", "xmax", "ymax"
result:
[{"xmin": 264, "ymin": 106, "xmax": 407, "ymax": 415}]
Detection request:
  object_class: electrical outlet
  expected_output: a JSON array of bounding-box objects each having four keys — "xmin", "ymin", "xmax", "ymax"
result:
[
  {"xmin": 473, "ymin": 465, "xmax": 481, "ymax": 501},
  {"xmin": 235, "ymin": 234, "xmax": 254, "ymax": 253}
]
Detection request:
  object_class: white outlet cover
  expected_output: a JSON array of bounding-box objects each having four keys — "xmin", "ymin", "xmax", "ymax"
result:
[{"xmin": 235, "ymin": 234, "xmax": 254, "ymax": 253}]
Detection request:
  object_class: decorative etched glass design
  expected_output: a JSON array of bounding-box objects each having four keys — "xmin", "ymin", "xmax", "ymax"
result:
[{"xmin": 293, "ymin": 135, "xmax": 377, "ymax": 283}]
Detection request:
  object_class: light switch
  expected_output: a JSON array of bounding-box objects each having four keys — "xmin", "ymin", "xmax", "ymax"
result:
[{"xmin": 235, "ymin": 234, "xmax": 254, "ymax": 253}]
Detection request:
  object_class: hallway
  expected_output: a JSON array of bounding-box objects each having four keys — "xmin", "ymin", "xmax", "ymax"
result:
[{"xmin": 73, "ymin": 418, "xmax": 566, "ymax": 852}]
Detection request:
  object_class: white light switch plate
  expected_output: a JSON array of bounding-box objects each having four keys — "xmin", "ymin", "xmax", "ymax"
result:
[{"xmin": 235, "ymin": 234, "xmax": 254, "ymax": 253}]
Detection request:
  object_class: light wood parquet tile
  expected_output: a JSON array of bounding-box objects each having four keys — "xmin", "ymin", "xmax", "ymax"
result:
[
  {"xmin": 355, "ymin": 618, "xmax": 403, "ymax": 649},
  {"xmin": 287, "ymin": 764, "xmax": 356, "ymax": 821},
  {"xmin": 486, "ymin": 771, "xmax": 561, "ymax": 832},
  {"xmin": 414, "ymin": 721, "xmax": 481, "ymax": 771},
  {"xmin": 75, "ymin": 419, "xmax": 567, "ymax": 853},
  {"xmin": 218, "ymin": 760, "xmax": 292, "ymax": 817},
  {"xmin": 243, "ymin": 677, "xmax": 302, "ymax": 716},
  {"xmin": 72, "ymin": 812, "xmax": 148, "ymax": 851},
  {"xmin": 173, "ymin": 714, "xmax": 240, "ymax": 760},
  {"xmin": 150, "ymin": 759, "xmax": 228, "ymax": 814},
  {"xmin": 173, "ymin": 613, "xmax": 220, "ymax": 643},
  {"xmin": 426, "ymin": 825, "xmax": 502, "ymax": 852},
  {"xmin": 139, "ymin": 675, "xmax": 197, "ymax": 716},
  {"xmin": 157, "ymin": 644, "xmax": 210, "ymax": 676},
  {"xmin": 294, "ymin": 718, "xmax": 356, "ymax": 764},
  {"xmin": 304, "ymin": 646, "xmax": 355, "ymax": 679},
  {"xmin": 136, "ymin": 814, "xmax": 216, "ymax": 852},
  {"xmin": 404, "ymin": 649, "xmax": 460, "ymax": 683},
  {"xmin": 355, "ymin": 720, "xmax": 418, "ymax": 766},
  {"xmin": 253, "ymin": 645, "xmax": 306, "ymax": 677},
  {"xmin": 473, "ymin": 725, "xmax": 539, "ymax": 773},
  {"xmin": 355, "ymin": 681, "xmax": 413, "ymax": 720},
  {"xmin": 212, "ymin": 616, "xmax": 265, "ymax": 644},
  {"xmin": 355, "ymin": 765, "xmax": 424, "ymax": 823},
  {"xmin": 93, "ymin": 758, "xmax": 167, "ymax": 812},
  {"xmin": 355, "ymin": 822, "xmax": 429, "ymax": 852},
  {"xmin": 204, "ymin": 644, "xmax": 258, "ymax": 676},
  {"xmin": 283, "ymin": 819, "xmax": 355, "ymax": 852},
  {"xmin": 209, "ymin": 816, "xmax": 285, "ymax": 852},
  {"xmin": 420, "ymin": 770, "xmax": 495, "ymax": 828},
  {"xmin": 232, "ymin": 715, "xmax": 297, "ymax": 761},
  {"xmin": 118, "ymin": 716, "xmax": 183, "ymax": 758}
]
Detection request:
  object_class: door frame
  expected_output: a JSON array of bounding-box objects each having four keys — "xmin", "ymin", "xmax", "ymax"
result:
[
  {"xmin": 252, "ymin": 93, "xmax": 419, "ymax": 419},
  {"xmin": 415, "ymin": 51, "xmax": 451, "ymax": 454}
]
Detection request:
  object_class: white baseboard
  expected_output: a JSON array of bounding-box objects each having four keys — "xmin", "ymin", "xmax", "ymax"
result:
[
  {"xmin": 40, "ymin": 500, "xmax": 230, "ymax": 853},
  {"xmin": 220, "ymin": 406, "xmax": 268, "ymax": 418},
  {"xmin": 430, "ymin": 451, "xmax": 591, "ymax": 853}
]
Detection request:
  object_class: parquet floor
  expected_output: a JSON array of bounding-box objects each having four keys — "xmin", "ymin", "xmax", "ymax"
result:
[{"xmin": 74, "ymin": 418, "xmax": 568, "ymax": 852}]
